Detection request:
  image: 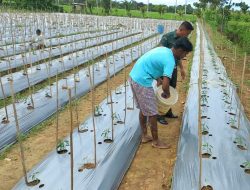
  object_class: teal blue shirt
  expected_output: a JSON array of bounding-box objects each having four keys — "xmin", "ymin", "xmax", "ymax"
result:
[{"xmin": 129, "ymin": 47, "xmax": 175, "ymax": 87}]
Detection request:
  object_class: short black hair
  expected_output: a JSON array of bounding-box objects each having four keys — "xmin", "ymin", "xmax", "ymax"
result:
[
  {"xmin": 36, "ymin": 29, "xmax": 41, "ymax": 34},
  {"xmin": 179, "ymin": 21, "xmax": 194, "ymax": 31},
  {"xmin": 173, "ymin": 37, "xmax": 193, "ymax": 52}
]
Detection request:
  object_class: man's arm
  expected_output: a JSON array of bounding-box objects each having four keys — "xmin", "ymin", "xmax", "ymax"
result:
[
  {"xmin": 179, "ymin": 60, "xmax": 186, "ymax": 80},
  {"xmin": 161, "ymin": 76, "xmax": 170, "ymax": 99}
]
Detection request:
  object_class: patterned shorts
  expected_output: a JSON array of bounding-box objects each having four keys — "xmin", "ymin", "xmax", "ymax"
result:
[{"xmin": 129, "ymin": 78, "xmax": 158, "ymax": 116}]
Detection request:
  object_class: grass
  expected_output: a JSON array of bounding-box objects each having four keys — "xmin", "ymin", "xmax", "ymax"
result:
[{"xmin": 62, "ymin": 6, "xmax": 196, "ymax": 23}]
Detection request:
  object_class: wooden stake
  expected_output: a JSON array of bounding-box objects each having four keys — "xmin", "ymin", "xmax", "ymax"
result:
[
  {"xmin": 0, "ymin": 74, "xmax": 9, "ymax": 123},
  {"xmin": 240, "ymin": 53, "xmax": 247, "ymax": 101},
  {"xmin": 123, "ymin": 49, "xmax": 127, "ymax": 123},
  {"xmin": 68, "ymin": 88, "xmax": 74, "ymax": 190},
  {"xmin": 10, "ymin": 80, "xmax": 29, "ymax": 185},
  {"xmin": 56, "ymin": 72, "xmax": 59, "ymax": 147}
]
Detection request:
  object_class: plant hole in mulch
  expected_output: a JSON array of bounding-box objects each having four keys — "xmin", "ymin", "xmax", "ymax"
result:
[
  {"xmin": 117, "ymin": 121, "xmax": 124, "ymax": 124},
  {"xmin": 229, "ymin": 112, "xmax": 236, "ymax": 116},
  {"xmin": 233, "ymin": 141, "xmax": 237, "ymax": 144},
  {"xmin": 237, "ymin": 145, "xmax": 247, "ymax": 150},
  {"xmin": 209, "ymin": 134, "xmax": 213, "ymax": 136},
  {"xmin": 227, "ymin": 122, "xmax": 229, "ymax": 124},
  {"xmin": 104, "ymin": 139, "xmax": 113, "ymax": 143},
  {"xmin": 98, "ymin": 142, "xmax": 102, "ymax": 144},
  {"xmin": 245, "ymin": 169, "xmax": 250, "ymax": 174},
  {"xmin": 57, "ymin": 149, "xmax": 68, "ymax": 154},
  {"xmin": 207, "ymin": 105, "xmax": 210, "ymax": 107},
  {"xmin": 212, "ymin": 157, "xmax": 217, "ymax": 160},
  {"xmin": 83, "ymin": 163, "xmax": 96, "ymax": 169},
  {"xmin": 94, "ymin": 113, "xmax": 102, "ymax": 117},
  {"xmin": 201, "ymin": 185, "xmax": 213, "ymax": 190},
  {"xmin": 201, "ymin": 104, "xmax": 207, "ymax": 107},
  {"xmin": 202, "ymin": 153, "xmax": 211, "ymax": 158},
  {"xmin": 202, "ymin": 131, "xmax": 209, "ymax": 135},
  {"xmin": 230, "ymin": 125, "xmax": 238, "ymax": 129},
  {"xmin": 39, "ymin": 184, "xmax": 45, "ymax": 188},
  {"xmin": 68, "ymin": 152, "xmax": 71, "ymax": 155},
  {"xmin": 27, "ymin": 179, "xmax": 40, "ymax": 186},
  {"xmin": 201, "ymin": 116, "xmax": 207, "ymax": 119},
  {"xmin": 207, "ymin": 117, "xmax": 211, "ymax": 119},
  {"xmin": 27, "ymin": 105, "xmax": 34, "ymax": 110},
  {"xmin": 78, "ymin": 129, "xmax": 88, "ymax": 133},
  {"xmin": 90, "ymin": 130, "xmax": 94, "ymax": 132},
  {"xmin": 240, "ymin": 165, "xmax": 245, "ymax": 168},
  {"xmin": 127, "ymin": 107, "xmax": 134, "ymax": 110}
]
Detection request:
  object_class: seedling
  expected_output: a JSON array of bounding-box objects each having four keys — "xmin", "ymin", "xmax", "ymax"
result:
[
  {"xmin": 234, "ymin": 136, "xmax": 247, "ymax": 150},
  {"xmin": 229, "ymin": 117, "xmax": 237, "ymax": 129},
  {"xmin": 241, "ymin": 161, "xmax": 250, "ymax": 174},
  {"xmin": 27, "ymin": 172, "xmax": 40, "ymax": 186},
  {"xmin": 112, "ymin": 112, "xmax": 123, "ymax": 124},
  {"xmin": 101, "ymin": 128, "xmax": 113, "ymax": 143},
  {"xmin": 79, "ymin": 122, "xmax": 88, "ymax": 133},
  {"xmin": 57, "ymin": 139, "xmax": 69, "ymax": 154},
  {"xmin": 202, "ymin": 143, "xmax": 213, "ymax": 158},
  {"xmin": 45, "ymin": 92, "xmax": 52, "ymax": 98},
  {"xmin": 201, "ymin": 95, "xmax": 208, "ymax": 106},
  {"xmin": 202, "ymin": 123, "xmax": 209, "ymax": 135},
  {"xmin": 94, "ymin": 105, "xmax": 103, "ymax": 116}
]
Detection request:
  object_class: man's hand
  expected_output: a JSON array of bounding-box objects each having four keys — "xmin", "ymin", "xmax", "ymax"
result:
[
  {"xmin": 181, "ymin": 69, "xmax": 186, "ymax": 80},
  {"xmin": 161, "ymin": 92, "xmax": 170, "ymax": 99},
  {"xmin": 157, "ymin": 78, "xmax": 163, "ymax": 86}
]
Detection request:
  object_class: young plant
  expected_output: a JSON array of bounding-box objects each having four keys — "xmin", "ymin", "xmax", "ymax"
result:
[
  {"xmin": 30, "ymin": 172, "xmax": 39, "ymax": 181},
  {"xmin": 202, "ymin": 123, "xmax": 209, "ymax": 135},
  {"xmin": 241, "ymin": 161, "xmax": 250, "ymax": 174},
  {"xmin": 201, "ymin": 95, "xmax": 208, "ymax": 105},
  {"xmin": 94, "ymin": 105, "xmax": 103, "ymax": 116},
  {"xmin": 101, "ymin": 129, "xmax": 111, "ymax": 140},
  {"xmin": 234, "ymin": 136, "xmax": 247, "ymax": 150},
  {"xmin": 57, "ymin": 139, "xmax": 69, "ymax": 154},
  {"xmin": 229, "ymin": 117, "xmax": 237, "ymax": 129},
  {"xmin": 202, "ymin": 142, "xmax": 213, "ymax": 158},
  {"xmin": 112, "ymin": 112, "xmax": 123, "ymax": 124}
]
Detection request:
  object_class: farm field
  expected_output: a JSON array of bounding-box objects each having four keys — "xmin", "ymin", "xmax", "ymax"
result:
[{"xmin": 0, "ymin": 1, "xmax": 249, "ymax": 190}]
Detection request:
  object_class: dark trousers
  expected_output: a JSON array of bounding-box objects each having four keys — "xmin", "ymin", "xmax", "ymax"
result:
[{"xmin": 170, "ymin": 67, "xmax": 177, "ymax": 88}]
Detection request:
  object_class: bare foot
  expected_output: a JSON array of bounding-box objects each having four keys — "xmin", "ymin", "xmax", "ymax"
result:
[
  {"xmin": 141, "ymin": 135, "xmax": 153, "ymax": 143},
  {"xmin": 152, "ymin": 140, "xmax": 170, "ymax": 149}
]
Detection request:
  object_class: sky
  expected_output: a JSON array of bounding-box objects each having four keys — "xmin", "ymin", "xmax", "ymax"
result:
[{"xmin": 121, "ymin": 0, "xmax": 250, "ymax": 6}]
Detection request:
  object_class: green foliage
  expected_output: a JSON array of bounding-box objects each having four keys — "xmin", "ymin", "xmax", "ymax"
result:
[
  {"xmin": 57, "ymin": 139, "xmax": 69, "ymax": 151},
  {"xmin": 101, "ymin": 128, "xmax": 111, "ymax": 139},
  {"xmin": 101, "ymin": 0, "xmax": 111, "ymax": 15}
]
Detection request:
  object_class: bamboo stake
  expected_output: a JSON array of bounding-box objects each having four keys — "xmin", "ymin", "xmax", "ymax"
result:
[
  {"xmin": 68, "ymin": 88, "xmax": 74, "ymax": 190},
  {"xmin": 106, "ymin": 57, "xmax": 114, "ymax": 140},
  {"xmin": 56, "ymin": 72, "xmax": 59, "ymax": 147},
  {"xmin": 88, "ymin": 65, "xmax": 97, "ymax": 167},
  {"xmin": 198, "ymin": 23, "xmax": 203, "ymax": 190},
  {"xmin": 0, "ymin": 74, "xmax": 9, "ymax": 123},
  {"xmin": 123, "ymin": 48, "xmax": 127, "ymax": 123},
  {"xmin": 240, "ymin": 53, "xmax": 247, "ymax": 101},
  {"xmin": 10, "ymin": 80, "xmax": 29, "ymax": 186}
]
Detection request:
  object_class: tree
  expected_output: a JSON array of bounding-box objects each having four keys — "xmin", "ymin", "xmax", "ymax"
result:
[
  {"xmin": 236, "ymin": 2, "xmax": 249, "ymax": 14},
  {"xmin": 158, "ymin": 5, "xmax": 165, "ymax": 17},
  {"xmin": 123, "ymin": 0, "xmax": 132, "ymax": 16},
  {"xmin": 140, "ymin": 6, "xmax": 146, "ymax": 18},
  {"xmin": 87, "ymin": 0, "xmax": 95, "ymax": 14},
  {"xmin": 102, "ymin": 0, "xmax": 111, "ymax": 15}
]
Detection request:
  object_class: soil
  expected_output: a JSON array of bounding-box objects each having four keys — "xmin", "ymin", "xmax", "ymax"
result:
[
  {"xmin": 201, "ymin": 185, "xmax": 213, "ymax": 190},
  {"xmin": 237, "ymin": 145, "xmax": 247, "ymax": 151},
  {"xmin": 202, "ymin": 153, "xmax": 211, "ymax": 159},
  {"xmin": 245, "ymin": 169, "xmax": 250, "ymax": 174},
  {"xmin": 27, "ymin": 179, "xmax": 40, "ymax": 186},
  {"xmin": 57, "ymin": 149, "xmax": 68, "ymax": 154},
  {"xmin": 119, "ymin": 59, "xmax": 190, "ymax": 190},
  {"xmin": 104, "ymin": 139, "xmax": 113, "ymax": 143}
]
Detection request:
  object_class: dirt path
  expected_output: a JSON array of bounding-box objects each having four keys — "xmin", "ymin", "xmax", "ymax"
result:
[
  {"xmin": 0, "ymin": 63, "xmax": 134, "ymax": 190},
  {"xmin": 119, "ymin": 58, "xmax": 190, "ymax": 190}
]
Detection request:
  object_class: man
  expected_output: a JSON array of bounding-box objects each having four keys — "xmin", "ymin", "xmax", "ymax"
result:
[
  {"xmin": 158, "ymin": 21, "xmax": 194, "ymax": 125},
  {"xmin": 129, "ymin": 37, "xmax": 193, "ymax": 149},
  {"xmin": 30, "ymin": 29, "xmax": 46, "ymax": 50}
]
